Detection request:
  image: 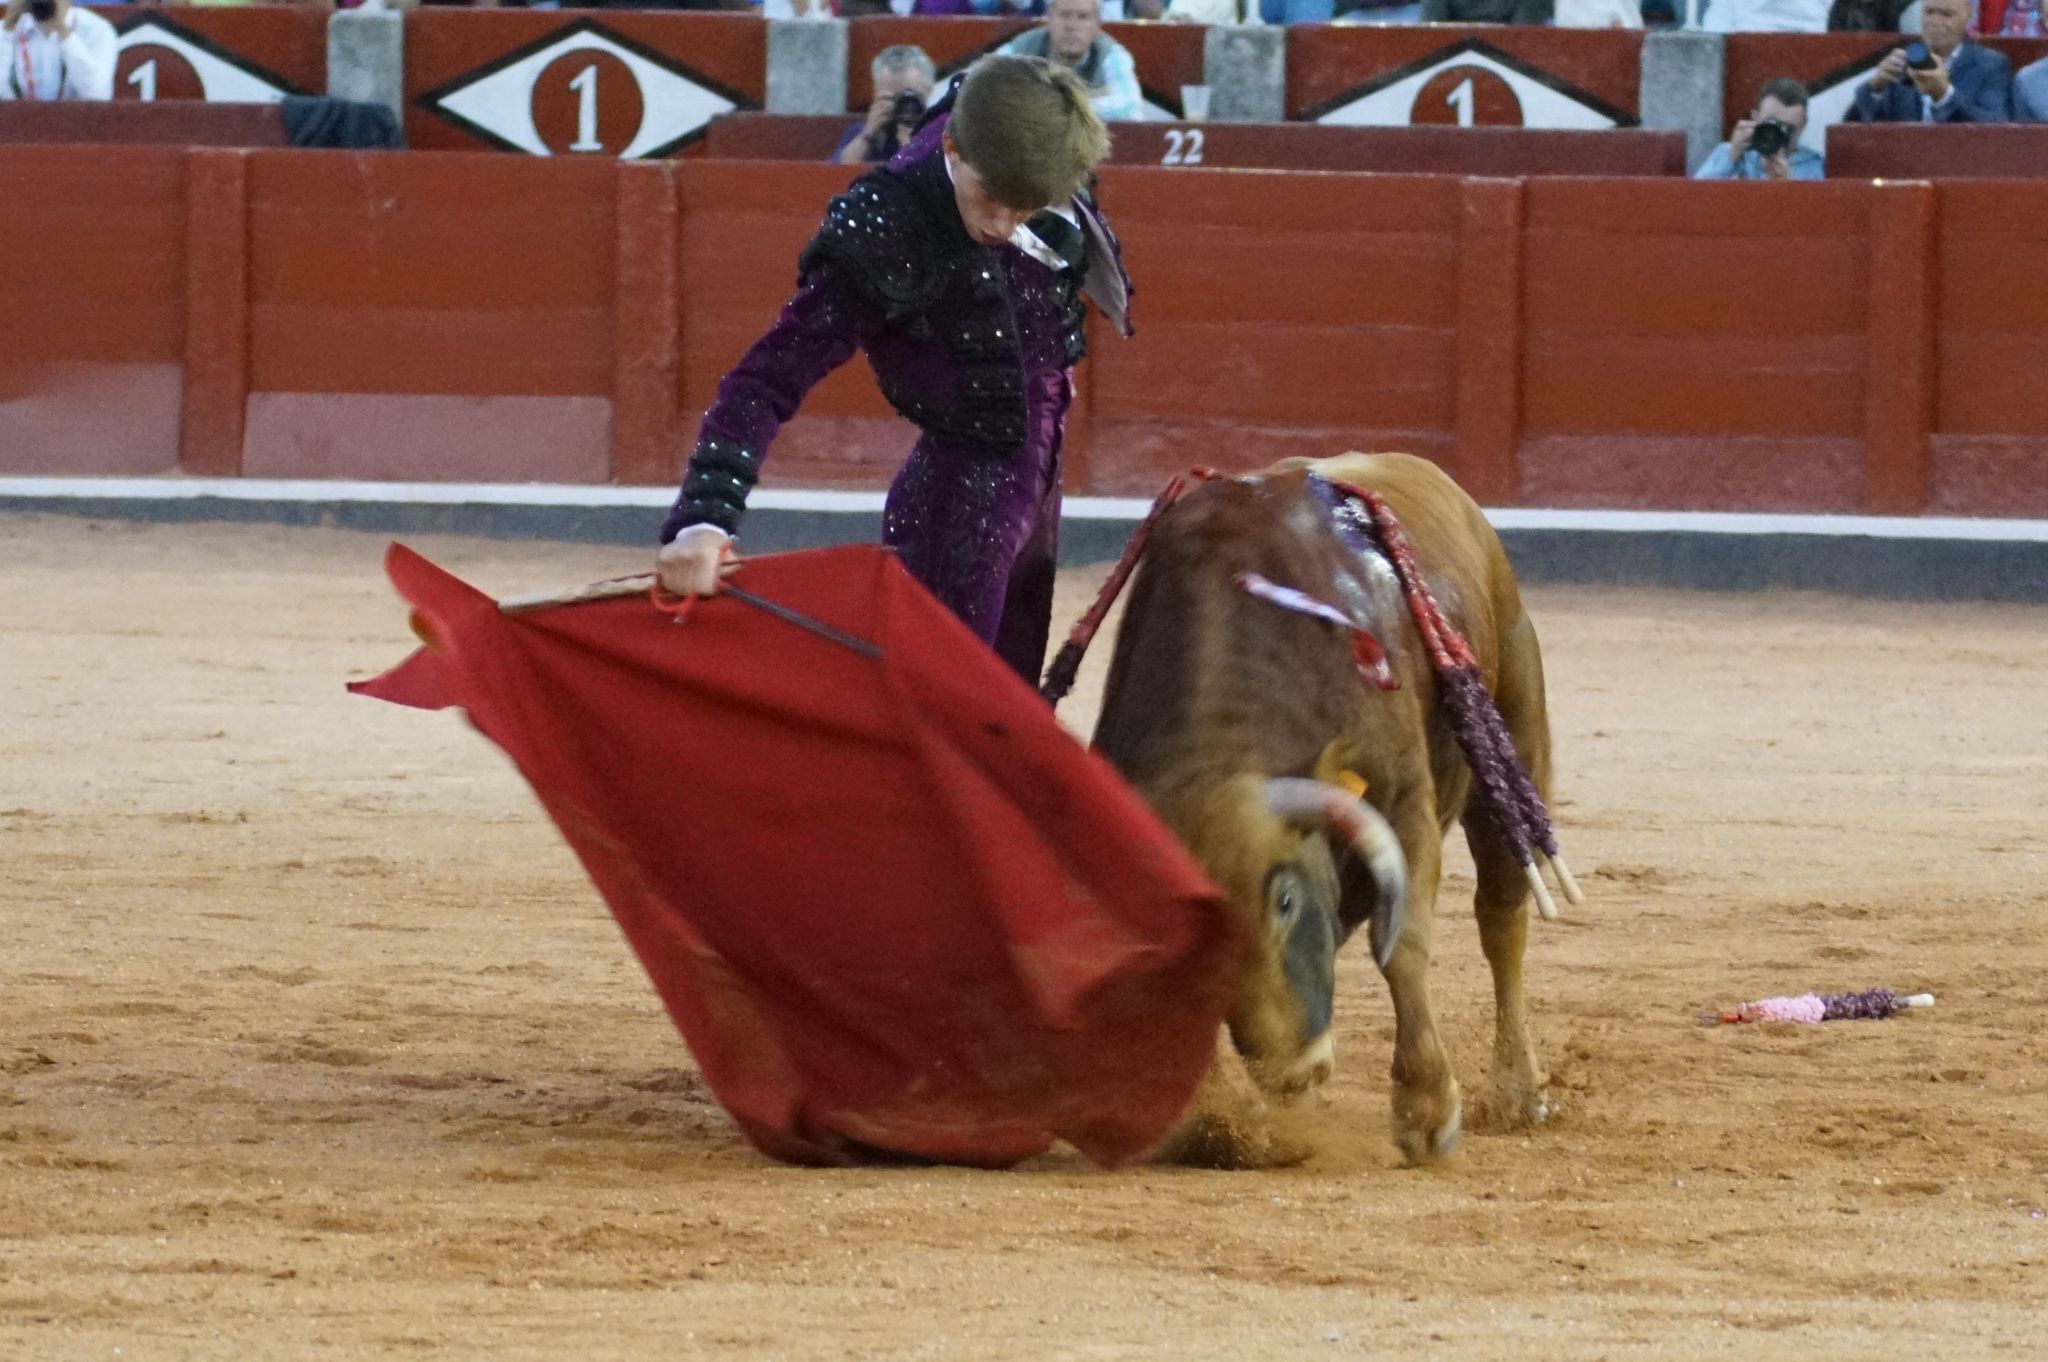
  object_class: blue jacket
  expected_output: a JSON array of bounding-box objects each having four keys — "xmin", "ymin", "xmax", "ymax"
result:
[
  {"xmin": 2015, "ymin": 55, "xmax": 2048, "ymax": 123},
  {"xmin": 1852, "ymin": 43, "xmax": 2012, "ymax": 124}
]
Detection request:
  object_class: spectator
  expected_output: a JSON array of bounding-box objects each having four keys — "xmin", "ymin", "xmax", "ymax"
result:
[
  {"xmin": 1979, "ymin": 0, "xmax": 2042, "ymax": 32},
  {"xmin": 1419, "ymin": 0, "xmax": 1552, "ymax": 25},
  {"xmin": 835, "ymin": 46, "xmax": 936, "ymax": 166},
  {"xmin": 1703, "ymin": 0, "xmax": 1828, "ymax": 32},
  {"xmin": 0, "ymin": 0, "xmax": 113, "ymax": 102},
  {"xmin": 1002, "ymin": 0, "xmax": 1144, "ymax": 124},
  {"xmin": 1694, "ymin": 78, "xmax": 1826, "ymax": 179},
  {"xmin": 2016, "ymin": 54, "xmax": 2048, "ymax": 117},
  {"xmin": 1853, "ymin": 0, "xmax": 2010, "ymax": 120}
]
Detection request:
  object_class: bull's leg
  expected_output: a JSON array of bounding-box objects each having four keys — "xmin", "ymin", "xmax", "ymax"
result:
[
  {"xmin": 1464, "ymin": 613, "xmax": 1554, "ymax": 1127},
  {"xmin": 1464, "ymin": 809, "xmax": 1546, "ymax": 1127},
  {"xmin": 1379, "ymin": 810, "xmax": 1461, "ymax": 1164}
]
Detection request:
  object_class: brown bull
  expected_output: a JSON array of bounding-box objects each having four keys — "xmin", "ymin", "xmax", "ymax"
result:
[{"xmin": 1092, "ymin": 452, "xmax": 1563, "ymax": 1163}]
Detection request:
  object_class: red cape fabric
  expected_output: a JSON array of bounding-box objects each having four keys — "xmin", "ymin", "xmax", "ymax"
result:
[{"xmin": 349, "ymin": 544, "xmax": 1241, "ymax": 1168}]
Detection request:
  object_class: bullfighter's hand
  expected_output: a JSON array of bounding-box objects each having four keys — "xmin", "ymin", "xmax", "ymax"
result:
[
  {"xmin": 655, "ymin": 524, "xmax": 738, "ymax": 599},
  {"xmin": 2, "ymin": 0, "xmax": 27, "ymax": 30},
  {"xmin": 1869, "ymin": 48, "xmax": 1910, "ymax": 92}
]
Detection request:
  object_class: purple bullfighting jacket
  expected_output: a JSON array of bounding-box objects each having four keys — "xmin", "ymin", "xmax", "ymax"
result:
[{"xmin": 659, "ymin": 107, "xmax": 1132, "ymax": 678}]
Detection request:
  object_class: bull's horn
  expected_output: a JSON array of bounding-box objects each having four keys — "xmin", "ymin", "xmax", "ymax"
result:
[{"xmin": 1263, "ymin": 778, "xmax": 1407, "ymax": 973}]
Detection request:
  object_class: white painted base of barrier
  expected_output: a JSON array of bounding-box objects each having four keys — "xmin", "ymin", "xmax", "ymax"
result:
[{"xmin": 6, "ymin": 475, "xmax": 2048, "ymax": 543}]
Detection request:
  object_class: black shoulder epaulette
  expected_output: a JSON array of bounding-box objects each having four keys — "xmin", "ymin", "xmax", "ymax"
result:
[{"xmin": 797, "ymin": 162, "xmax": 967, "ymax": 321}]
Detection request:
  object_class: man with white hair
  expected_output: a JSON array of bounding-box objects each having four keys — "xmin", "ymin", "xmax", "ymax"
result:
[
  {"xmin": 1002, "ymin": 0, "xmax": 1145, "ymax": 124},
  {"xmin": 835, "ymin": 45, "xmax": 937, "ymax": 165},
  {"xmin": 1852, "ymin": 0, "xmax": 2011, "ymax": 122}
]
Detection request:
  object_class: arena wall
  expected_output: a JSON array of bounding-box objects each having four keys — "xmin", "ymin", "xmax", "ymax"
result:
[{"xmin": 4, "ymin": 144, "xmax": 2045, "ymax": 516}]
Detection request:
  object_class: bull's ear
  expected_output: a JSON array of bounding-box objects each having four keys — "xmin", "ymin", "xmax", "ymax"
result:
[{"xmin": 1311, "ymin": 737, "xmax": 1367, "ymax": 797}]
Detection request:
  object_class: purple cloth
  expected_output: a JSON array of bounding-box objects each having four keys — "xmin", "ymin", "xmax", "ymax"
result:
[{"xmin": 911, "ymin": 0, "xmax": 983, "ymax": 12}]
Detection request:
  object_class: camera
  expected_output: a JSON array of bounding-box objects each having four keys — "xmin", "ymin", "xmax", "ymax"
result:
[
  {"xmin": 1903, "ymin": 41, "xmax": 1939, "ymax": 72},
  {"xmin": 891, "ymin": 91, "xmax": 926, "ymax": 127},
  {"xmin": 1749, "ymin": 117, "xmax": 1794, "ymax": 160}
]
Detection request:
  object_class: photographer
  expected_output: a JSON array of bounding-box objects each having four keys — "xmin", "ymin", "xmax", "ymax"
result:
[
  {"xmin": 1, "ymin": 0, "xmax": 114, "ymax": 102},
  {"xmin": 1851, "ymin": 0, "xmax": 2011, "ymax": 123},
  {"xmin": 1695, "ymin": 78, "xmax": 1825, "ymax": 180},
  {"xmin": 834, "ymin": 47, "xmax": 936, "ymax": 166}
]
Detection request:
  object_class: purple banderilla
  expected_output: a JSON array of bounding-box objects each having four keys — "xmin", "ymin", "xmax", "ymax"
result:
[{"xmin": 1312, "ymin": 475, "xmax": 1583, "ymax": 920}]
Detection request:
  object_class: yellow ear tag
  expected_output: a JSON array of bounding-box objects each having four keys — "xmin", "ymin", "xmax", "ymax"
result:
[{"xmin": 1336, "ymin": 770, "xmax": 1368, "ymax": 800}]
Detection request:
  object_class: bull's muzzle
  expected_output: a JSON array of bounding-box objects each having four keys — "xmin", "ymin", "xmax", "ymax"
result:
[
  {"xmin": 1263, "ymin": 777, "xmax": 1408, "ymax": 972},
  {"xmin": 1262, "ymin": 1030, "xmax": 1336, "ymax": 1104}
]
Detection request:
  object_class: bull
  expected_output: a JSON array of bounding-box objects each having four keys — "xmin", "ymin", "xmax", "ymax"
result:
[{"xmin": 1092, "ymin": 452, "xmax": 1563, "ymax": 1164}]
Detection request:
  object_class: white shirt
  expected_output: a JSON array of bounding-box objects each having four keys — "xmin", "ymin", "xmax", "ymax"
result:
[
  {"xmin": 1557, "ymin": 0, "xmax": 1645, "ymax": 24},
  {"xmin": 1, "ymin": 6, "xmax": 115, "ymax": 102},
  {"xmin": 1701, "ymin": 0, "xmax": 1829, "ymax": 31}
]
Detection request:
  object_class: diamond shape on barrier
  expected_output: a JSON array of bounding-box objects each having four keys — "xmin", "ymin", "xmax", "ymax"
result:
[
  {"xmin": 418, "ymin": 19, "xmax": 747, "ymax": 159},
  {"xmin": 114, "ymin": 16, "xmax": 299, "ymax": 103},
  {"xmin": 1303, "ymin": 39, "xmax": 1634, "ymax": 131}
]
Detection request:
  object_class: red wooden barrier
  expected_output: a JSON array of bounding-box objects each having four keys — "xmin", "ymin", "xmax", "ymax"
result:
[
  {"xmin": 97, "ymin": 6, "xmax": 324, "ymax": 104},
  {"xmin": 1931, "ymin": 181, "xmax": 2048, "ymax": 516},
  {"xmin": 1519, "ymin": 179, "xmax": 1870, "ymax": 511},
  {"xmin": 406, "ymin": 10, "xmax": 765, "ymax": 155},
  {"xmin": 1287, "ymin": 27, "xmax": 1641, "ymax": 127},
  {"xmin": 0, "ymin": 146, "xmax": 186, "ymax": 476},
  {"xmin": 0, "ymin": 100, "xmax": 287, "ymax": 147},
  {"xmin": 1827, "ymin": 124, "xmax": 2048, "ymax": 181},
  {"xmin": 241, "ymin": 151, "xmax": 618, "ymax": 482},
  {"xmin": 701, "ymin": 111, "xmax": 1686, "ymax": 177},
  {"xmin": 5, "ymin": 146, "xmax": 2048, "ymax": 518}
]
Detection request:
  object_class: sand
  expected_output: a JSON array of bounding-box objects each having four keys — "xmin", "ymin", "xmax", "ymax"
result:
[{"xmin": 2, "ymin": 513, "xmax": 2044, "ymax": 1361}]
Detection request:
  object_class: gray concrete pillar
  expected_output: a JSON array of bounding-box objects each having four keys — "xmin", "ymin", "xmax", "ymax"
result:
[
  {"xmin": 1204, "ymin": 25, "xmax": 1285, "ymax": 124},
  {"xmin": 1639, "ymin": 30, "xmax": 1726, "ymax": 175},
  {"xmin": 766, "ymin": 19, "xmax": 849, "ymax": 116},
  {"xmin": 326, "ymin": 9, "xmax": 404, "ymax": 119}
]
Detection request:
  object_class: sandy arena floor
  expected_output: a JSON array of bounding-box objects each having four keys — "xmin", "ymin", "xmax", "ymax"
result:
[{"xmin": 2, "ymin": 513, "xmax": 2045, "ymax": 1361}]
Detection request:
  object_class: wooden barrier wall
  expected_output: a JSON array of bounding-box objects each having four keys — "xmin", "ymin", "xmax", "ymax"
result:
[
  {"xmin": 5, "ymin": 146, "xmax": 2047, "ymax": 516},
  {"xmin": 700, "ymin": 112, "xmax": 1689, "ymax": 176}
]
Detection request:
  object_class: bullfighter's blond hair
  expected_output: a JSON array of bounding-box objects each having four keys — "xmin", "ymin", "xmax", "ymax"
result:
[{"xmin": 949, "ymin": 55, "xmax": 1110, "ymax": 212}]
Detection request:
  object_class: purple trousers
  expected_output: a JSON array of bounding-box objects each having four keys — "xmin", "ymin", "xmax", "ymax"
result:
[{"xmin": 882, "ymin": 370, "xmax": 1069, "ymax": 684}]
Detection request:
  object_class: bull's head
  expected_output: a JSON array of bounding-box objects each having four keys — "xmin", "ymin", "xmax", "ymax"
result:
[{"xmin": 1184, "ymin": 764, "xmax": 1407, "ymax": 1102}]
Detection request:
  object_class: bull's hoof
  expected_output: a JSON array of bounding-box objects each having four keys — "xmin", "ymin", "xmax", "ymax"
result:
[
  {"xmin": 1466, "ymin": 1077, "xmax": 1552, "ymax": 1133},
  {"xmin": 1392, "ymin": 1086, "xmax": 1462, "ymax": 1166}
]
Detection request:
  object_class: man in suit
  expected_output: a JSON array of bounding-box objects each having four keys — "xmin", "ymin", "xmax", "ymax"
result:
[{"xmin": 1852, "ymin": 0, "xmax": 2011, "ymax": 122}]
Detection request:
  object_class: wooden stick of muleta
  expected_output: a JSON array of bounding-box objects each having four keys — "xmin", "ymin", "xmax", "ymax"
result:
[{"xmin": 498, "ymin": 575, "xmax": 655, "ymax": 615}]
